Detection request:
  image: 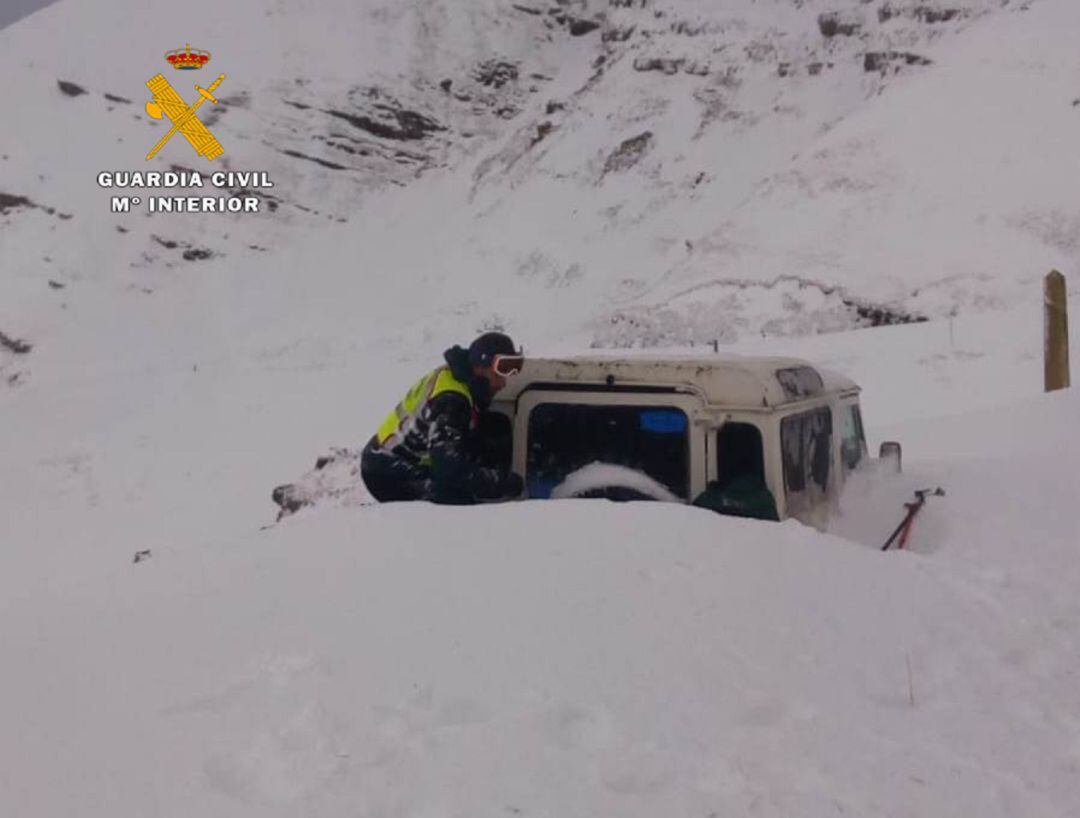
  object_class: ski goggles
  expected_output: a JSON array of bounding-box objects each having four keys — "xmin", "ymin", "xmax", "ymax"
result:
[{"xmin": 491, "ymin": 354, "xmax": 525, "ymax": 377}]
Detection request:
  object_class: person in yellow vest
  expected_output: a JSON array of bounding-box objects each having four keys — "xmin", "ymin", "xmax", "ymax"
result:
[{"xmin": 360, "ymin": 332, "xmax": 526, "ymax": 504}]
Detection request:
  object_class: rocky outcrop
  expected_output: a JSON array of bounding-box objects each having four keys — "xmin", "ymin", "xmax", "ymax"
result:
[
  {"xmin": 473, "ymin": 60, "xmax": 520, "ymax": 89},
  {"xmin": 864, "ymin": 51, "xmax": 933, "ymax": 72},
  {"xmin": 56, "ymin": 80, "xmax": 86, "ymax": 97},
  {"xmin": 603, "ymin": 131, "xmax": 653, "ymax": 176},
  {"xmin": 817, "ymin": 12, "xmax": 861, "ymax": 38},
  {"xmin": 0, "ymin": 330, "xmax": 32, "ymax": 355}
]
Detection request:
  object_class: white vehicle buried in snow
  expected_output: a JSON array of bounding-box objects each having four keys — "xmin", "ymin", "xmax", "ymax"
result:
[
  {"xmin": 480, "ymin": 355, "xmax": 898, "ymax": 528},
  {"xmin": 274, "ymin": 355, "xmax": 899, "ymax": 528}
]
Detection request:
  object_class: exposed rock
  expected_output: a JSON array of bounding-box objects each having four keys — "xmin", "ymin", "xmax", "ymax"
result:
[
  {"xmin": 818, "ymin": 12, "xmax": 861, "ymax": 38},
  {"xmin": 0, "ymin": 191, "xmax": 72, "ymax": 220},
  {"xmin": 0, "ymin": 330, "xmax": 32, "ymax": 354},
  {"xmin": 473, "ymin": 60, "xmax": 519, "ymax": 88},
  {"xmin": 864, "ymin": 51, "xmax": 933, "ymax": 72},
  {"xmin": 603, "ymin": 131, "xmax": 653, "ymax": 176},
  {"xmin": 316, "ymin": 136, "xmax": 368, "ymax": 157},
  {"xmin": 103, "ymin": 93, "xmax": 131, "ymax": 104},
  {"xmin": 917, "ymin": 6, "xmax": 962, "ymax": 23},
  {"xmin": 845, "ymin": 300, "xmax": 928, "ymax": 327},
  {"xmin": 880, "ymin": 4, "xmax": 964, "ymax": 24},
  {"xmin": 182, "ymin": 248, "xmax": 214, "ymax": 261},
  {"xmin": 531, "ymin": 121, "xmax": 554, "ymax": 146},
  {"xmin": 568, "ymin": 18, "xmax": 601, "ymax": 37},
  {"xmin": 219, "ymin": 92, "xmax": 251, "ymax": 108},
  {"xmin": 603, "ymin": 25, "xmax": 635, "ymax": 42},
  {"xmin": 57, "ymin": 80, "xmax": 87, "ymax": 97},
  {"xmin": 324, "ymin": 105, "xmax": 443, "ymax": 141},
  {"xmin": 281, "ymin": 149, "xmax": 349, "ymax": 169},
  {"xmin": 744, "ymin": 40, "xmax": 777, "ymax": 63},
  {"xmin": 633, "ymin": 57, "xmax": 683, "ymax": 75},
  {"xmin": 670, "ymin": 20, "xmax": 709, "ymax": 36},
  {"xmin": 0, "ymin": 192, "xmax": 33, "ymax": 214},
  {"xmin": 201, "ymin": 106, "xmax": 226, "ymax": 127}
]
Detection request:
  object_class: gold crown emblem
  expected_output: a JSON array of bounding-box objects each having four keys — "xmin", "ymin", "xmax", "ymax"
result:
[{"xmin": 165, "ymin": 44, "xmax": 211, "ymax": 70}]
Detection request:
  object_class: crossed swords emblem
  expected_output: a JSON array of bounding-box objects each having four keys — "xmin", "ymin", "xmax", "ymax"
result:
[{"xmin": 144, "ymin": 73, "xmax": 227, "ymax": 161}]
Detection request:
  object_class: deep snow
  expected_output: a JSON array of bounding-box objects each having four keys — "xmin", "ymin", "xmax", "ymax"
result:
[
  {"xmin": 2, "ymin": 0, "xmax": 1080, "ymax": 816},
  {"xmin": 3, "ymin": 386, "xmax": 1079, "ymax": 817}
]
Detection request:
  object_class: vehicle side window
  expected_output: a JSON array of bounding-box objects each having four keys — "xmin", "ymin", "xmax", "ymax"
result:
[
  {"xmin": 839, "ymin": 404, "xmax": 865, "ymax": 472},
  {"xmin": 780, "ymin": 407, "xmax": 833, "ymax": 518},
  {"xmin": 715, "ymin": 422, "xmax": 766, "ymax": 485},
  {"xmin": 526, "ymin": 403, "xmax": 689, "ymax": 499},
  {"xmin": 692, "ymin": 422, "xmax": 778, "ymax": 521}
]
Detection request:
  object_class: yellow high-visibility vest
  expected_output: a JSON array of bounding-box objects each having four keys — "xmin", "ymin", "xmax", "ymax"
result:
[{"xmin": 376, "ymin": 366, "xmax": 473, "ymax": 450}]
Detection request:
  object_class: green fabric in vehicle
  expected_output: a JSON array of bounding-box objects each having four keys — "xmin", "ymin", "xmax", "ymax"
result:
[{"xmin": 692, "ymin": 476, "xmax": 779, "ymax": 522}]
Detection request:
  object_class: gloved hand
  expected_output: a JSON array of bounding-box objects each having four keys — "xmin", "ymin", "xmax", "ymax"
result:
[{"xmin": 500, "ymin": 472, "xmax": 525, "ymax": 498}]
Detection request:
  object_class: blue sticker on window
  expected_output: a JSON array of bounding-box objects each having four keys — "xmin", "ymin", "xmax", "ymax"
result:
[
  {"xmin": 528, "ymin": 478, "xmax": 557, "ymax": 499},
  {"xmin": 639, "ymin": 409, "xmax": 687, "ymax": 434}
]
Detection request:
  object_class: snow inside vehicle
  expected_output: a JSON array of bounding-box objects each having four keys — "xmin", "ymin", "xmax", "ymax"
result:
[{"xmin": 479, "ymin": 355, "xmax": 889, "ymax": 527}]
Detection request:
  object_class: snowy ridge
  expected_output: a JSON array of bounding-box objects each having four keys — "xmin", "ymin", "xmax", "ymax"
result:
[{"xmin": 4, "ymin": 0, "xmax": 1077, "ymax": 370}]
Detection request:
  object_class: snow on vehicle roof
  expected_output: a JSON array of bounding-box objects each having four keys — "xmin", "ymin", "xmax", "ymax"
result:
[{"xmin": 498, "ymin": 355, "xmax": 859, "ymax": 410}]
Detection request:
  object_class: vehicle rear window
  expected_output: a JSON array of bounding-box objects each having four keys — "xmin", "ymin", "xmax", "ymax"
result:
[
  {"xmin": 526, "ymin": 403, "xmax": 689, "ymax": 499},
  {"xmin": 780, "ymin": 407, "xmax": 832, "ymax": 519}
]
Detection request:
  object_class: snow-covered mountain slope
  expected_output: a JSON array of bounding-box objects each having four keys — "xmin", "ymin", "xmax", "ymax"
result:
[{"xmin": 3, "ymin": 0, "xmax": 1078, "ymax": 381}]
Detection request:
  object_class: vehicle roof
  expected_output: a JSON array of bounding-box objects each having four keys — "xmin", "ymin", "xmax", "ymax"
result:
[{"xmin": 499, "ymin": 354, "xmax": 859, "ymax": 410}]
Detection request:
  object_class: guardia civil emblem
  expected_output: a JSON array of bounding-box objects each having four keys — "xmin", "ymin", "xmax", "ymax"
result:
[{"xmin": 144, "ymin": 45, "xmax": 225, "ymax": 161}]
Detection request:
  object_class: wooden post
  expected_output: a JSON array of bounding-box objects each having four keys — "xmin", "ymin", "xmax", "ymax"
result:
[{"xmin": 1044, "ymin": 270, "xmax": 1070, "ymax": 392}]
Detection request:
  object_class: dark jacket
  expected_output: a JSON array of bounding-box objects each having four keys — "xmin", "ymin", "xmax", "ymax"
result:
[{"xmin": 362, "ymin": 346, "xmax": 514, "ymax": 504}]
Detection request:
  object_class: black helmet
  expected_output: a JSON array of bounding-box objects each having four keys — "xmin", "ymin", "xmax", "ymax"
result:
[{"xmin": 468, "ymin": 331, "xmax": 519, "ymax": 367}]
